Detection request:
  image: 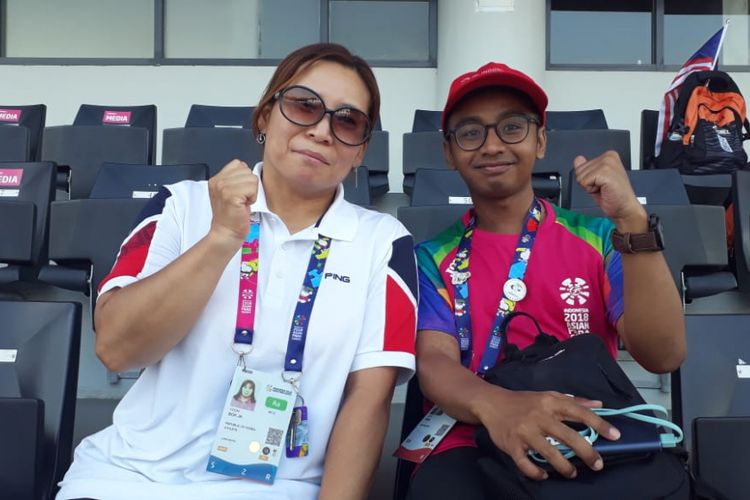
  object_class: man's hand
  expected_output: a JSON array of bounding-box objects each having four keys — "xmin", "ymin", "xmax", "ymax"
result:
[
  {"xmin": 477, "ymin": 388, "xmax": 621, "ymax": 480},
  {"xmin": 573, "ymin": 152, "xmax": 647, "ymax": 232},
  {"xmin": 208, "ymin": 159, "xmax": 259, "ymax": 248}
]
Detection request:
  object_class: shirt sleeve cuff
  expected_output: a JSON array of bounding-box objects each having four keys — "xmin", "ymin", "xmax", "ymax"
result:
[
  {"xmin": 350, "ymin": 351, "xmax": 415, "ymax": 386},
  {"xmin": 97, "ymin": 275, "xmax": 138, "ymax": 301}
]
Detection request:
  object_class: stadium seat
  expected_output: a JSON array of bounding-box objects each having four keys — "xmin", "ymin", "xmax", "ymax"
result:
[
  {"xmin": 546, "ymin": 109, "xmax": 608, "ymax": 130},
  {"xmin": 39, "ymin": 198, "xmax": 148, "ymax": 301},
  {"xmin": 74, "ymin": 104, "xmax": 157, "ymax": 164},
  {"xmin": 0, "ymin": 125, "xmax": 30, "ymax": 162},
  {"xmin": 162, "ymin": 127, "xmax": 263, "ymax": 177},
  {"xmin": 41, "ymin": 126, "xmax": 149, "ymax": 199},
  {"xmin": 0, "ymin": 300, "xmax": 81, "ymax": 500},
  {"xmin": 536, "ymin": 129, "xmax": 631, "ymax": 208},
  {"xmin": 411, "ymin": 109, "xmax": 442, "ymax": 132},
  {"xmin": 185, "ymin": 104, "xmax": 255, "ymax": 129},
  {"xmin": 89, "ymin": 162, "xmax": 209, "ymax": 199},
  {"xmin": 671, "ymin": 314, "xmax": 750, "ymax": 453},
  {"xmin": 732, "ymin": 170, "xmax": 750, "ymax": 293},
  {"xmin": 397, "ymin": 205, "xmax": 469, "ymax": 244},
  {"xmin": 640, "ymin": 109, "xmax": 658, "ymax": 170},
  {"xmin": 342, "ymin": 166, "xmax": 371, "ymax": 207},
  {"xmin": 691, "ymin": 417, "xmax": 750, "ymax": 500},
  {"xmin": 569, "ymin": 168, "xmax": 690, "ymax": 209},
  {"xmin": 0, "ymin": 162, "xmax": 57, "ymax": 287},
  {"xmin": 578, "ymin": 204, "xmax": 733, "ymax": 302},
  {"xmin": 363, "ymin": 130, "xmax": 389, "ymax": 197},
  {"xmin": 410, "ymin": 169, "xmax": 470, "ymax": 207},
  {"xmin": 402, "ymin": 131, "xmax": 448, "ymax": 195},
  {"xmin": 0, "ymin": 104, "xmax": 46, "ymax": 161}
]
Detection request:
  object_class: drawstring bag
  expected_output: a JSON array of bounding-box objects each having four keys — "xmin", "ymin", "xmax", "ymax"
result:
[{"xmin": 474, "ymin": 312, "xmax": 690, "ymax": 500}]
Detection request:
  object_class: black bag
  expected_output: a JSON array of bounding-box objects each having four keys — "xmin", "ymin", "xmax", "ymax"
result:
[
  {"xmin": 474, "ymin": 312, "xmax": 690, "ymax": 500},
  {"xmin": 655, "ymin": 70, "xmax": 750, "ymax": 175}
]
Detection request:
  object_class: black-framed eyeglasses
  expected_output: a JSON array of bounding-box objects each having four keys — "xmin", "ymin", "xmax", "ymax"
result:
[
  {"xmin": 445, "ymin": 113, "xmax": 540, "ymax": 151},
  {"xmin": 274, "ymin": 85, "xmax": 371, "ymax": 146}
]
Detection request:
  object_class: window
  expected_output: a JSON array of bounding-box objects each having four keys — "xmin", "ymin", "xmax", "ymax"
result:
[
  {"xmin": 330, "ymin": 1, "xmax": 431, "ymax": 62},
  {"xmin": 0, "ymin": 0, "xmax": 436, "ymax": 67},
  {"xmin": 548, "ymin": 0, "xmax": 750, "ymax": 70},
  {"xmin": 4, "ymin": 0, "xmax": 154, "ymax": 58},
  {"xmin": 549, "ymin": 1, "xmax": 652, "ymax": 66}
]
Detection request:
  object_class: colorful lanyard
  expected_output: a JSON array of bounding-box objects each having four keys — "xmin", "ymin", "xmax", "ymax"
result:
[
  {"xmin": 450, "ymin": 198, "xmax": 543, "ymax": 375},
  {"xmin": 234, "ymin": 214, "xmax": 331, "ymax": 374}
]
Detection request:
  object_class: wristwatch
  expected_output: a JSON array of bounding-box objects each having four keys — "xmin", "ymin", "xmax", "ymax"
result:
[{"xmin": 611, "ymin": 213, "xmax": 665, "ymax": 253}]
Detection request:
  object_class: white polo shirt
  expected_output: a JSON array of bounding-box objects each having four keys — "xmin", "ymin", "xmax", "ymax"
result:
[{"xmin": 58, "ymin": 164, "xmax": 417, "ymax": 500}]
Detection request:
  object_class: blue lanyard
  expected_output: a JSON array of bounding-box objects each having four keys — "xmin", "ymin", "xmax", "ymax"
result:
[
  {"xmin": 450, "ymin": 198, "xmax": 543, "ymax": 375},
  {"xmin": 234, "ymin": 216, "xmax": 331, "ymax": 374}
]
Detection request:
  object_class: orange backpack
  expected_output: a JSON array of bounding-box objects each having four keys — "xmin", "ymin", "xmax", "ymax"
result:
[{"xmin": 656, "ymin": 70, "xmax": 749, "ymax": 174}]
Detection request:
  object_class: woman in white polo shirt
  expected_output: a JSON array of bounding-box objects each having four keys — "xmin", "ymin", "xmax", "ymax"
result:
[{"xmin": 58, "ymin": 43, "xmax": 417, "ymax": 500}]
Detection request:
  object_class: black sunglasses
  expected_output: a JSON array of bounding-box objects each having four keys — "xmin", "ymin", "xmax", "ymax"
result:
[{"xmin": 274, "ymin": 85, "xmax": 371, "ymax": 146}]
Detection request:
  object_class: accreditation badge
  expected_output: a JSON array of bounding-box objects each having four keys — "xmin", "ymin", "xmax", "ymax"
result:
[
  {"xmin": 393, "ymin": 405, "xmax": 456, "ymax": 463},
  {"xmin": 207, "ymin": 366, "xmax": 296, "ymax": 484}
]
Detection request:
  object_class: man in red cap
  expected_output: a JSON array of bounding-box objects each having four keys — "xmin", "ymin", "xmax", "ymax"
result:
[{"xmin": 408, "ymin": 63, "xmax": 686, "ymax": 498}]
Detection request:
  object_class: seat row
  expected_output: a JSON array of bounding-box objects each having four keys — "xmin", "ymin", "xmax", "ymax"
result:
[
  {"xmin": 0, "ymin": 103, "xmax": 390, "ymax": 199},
  {"xmin": 4, "ymin": 302, "xmax": 750, "ymax": 499}
]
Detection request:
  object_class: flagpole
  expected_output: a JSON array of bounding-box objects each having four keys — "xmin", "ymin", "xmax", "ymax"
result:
[{"xmin": 712, "ymin": 20, "xmax": 730, "ymax": 70}]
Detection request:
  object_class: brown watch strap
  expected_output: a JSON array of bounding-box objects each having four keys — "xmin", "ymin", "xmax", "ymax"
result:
[{"xmin": 612, "ymin": 230, "xmax": 660, "ymax": 253}]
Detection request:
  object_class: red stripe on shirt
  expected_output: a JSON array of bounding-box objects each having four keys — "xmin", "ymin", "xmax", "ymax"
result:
[
  {"xmin": 384, "ymin": 274, "xmax": 416, "ymax": 354},
  {"xmin": 98, "ymin": 220, "xmax": 157, "ymax": 292}
]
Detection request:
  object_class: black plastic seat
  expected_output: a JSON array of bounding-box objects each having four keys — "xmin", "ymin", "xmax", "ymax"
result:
[
  {"xmin": 0, "ymin": 300, "xmax": 81, "ymax": 500},
  {"xmin": 412, "ymin": 109, "xmax": 442, "ymax": 132},
  {"xmin": 74, "ymin": 104, "xmax": 157, "ymax": 164},
  {"xmin": 342, "ymin": 166, "xmax": 371, "ymax": 207},
  {"xmin": 363, "ymin": 130, "xmax": 389, "ymax": 197},
  {"xmin": 578, "ymin": 204, "xmax": 732, "ymax": 301},
  {"xmin": 89, "ymin": 163, "xmax": 209, "ymax": 199},
  {"xmin": 0, "ymin": 104, "xmax": 46, "ymax": 161},
  {"xmin": 410, "ymin": 169, "xmax": 470, "ymax": 207},
  {"xmin": 732, "ymin": 170, "xmax": 750, "ymax": 293},
  {"xmin": 402, "ymin": 131, "xmax": 448, "ymax": 195},
  {"xmin": 162, "ymin": 127, "xmax": 263, "ymax": 177},
  {"xmin": 0, "ymin": 162, "xmax": 57, "ymax": 287},
  {"xmin": 39, "ymin": 198, "xmax": 149, "ymax": 298},
  {"xmin": 640, "ymin": 109, "xmax": 659, "ymax": 170},
  {"xmin": 569, "ymin": 168, "xmax": 690, "ymax": 209},
  {"xmin": 185, "ymin": 104, "xmax": 254, "ymax": 129},
  {"xmin": 0, "ymin": 126, "xmax": 30, "ymax": 162},
  {"xmin": 397, "ymin": 205, "xmax": 469, "ymax": 244},
  {"xmin": 42, "ymin": 126, "xmax": 149, "ymax": 199},
  {"xmin": 536, "ymin": 129, "xmax": 631, "ymax": 208},
  {"xmin": 546, "ymin": 109, "xmax": 608, "ymax": 131}
]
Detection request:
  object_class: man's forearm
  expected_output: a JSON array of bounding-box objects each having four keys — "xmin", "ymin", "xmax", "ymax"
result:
[{"xmin": 619, "ymin": 250, "xmax": 686, "ymax": 373}]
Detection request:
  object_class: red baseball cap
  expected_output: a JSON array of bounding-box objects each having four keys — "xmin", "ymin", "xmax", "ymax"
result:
[{"xmin": 441, "ymin": 62, "xmax": 548, "ymax": 131}]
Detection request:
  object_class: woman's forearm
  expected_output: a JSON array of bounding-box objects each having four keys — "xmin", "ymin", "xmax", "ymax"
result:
[{"xmin": 94, "ymin": 230, "xmax": 241, "ymax": 372}]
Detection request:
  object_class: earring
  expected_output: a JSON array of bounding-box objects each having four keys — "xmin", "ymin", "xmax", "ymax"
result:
[
  {"xmin": 256, "ymin": 132, "xmax": 266, "ymax": 145},
  {"xmin": 354, "ymin": 166, "xmax": 359, "ymax": 190}
]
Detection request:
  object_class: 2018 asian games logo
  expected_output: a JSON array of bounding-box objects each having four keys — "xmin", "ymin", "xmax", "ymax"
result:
[{"xmin": 559, "ymin": 277, "xmax": 590, "ymax": 306}]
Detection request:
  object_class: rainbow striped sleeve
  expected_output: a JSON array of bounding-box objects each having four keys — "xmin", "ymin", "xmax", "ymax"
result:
[
  {"xmin": 553, "ymin": 205, "xmax": 625, "ymax": 327},
  {"xmin": 415, "ymin": 220, "xmax": 465, "ymax": 335}
]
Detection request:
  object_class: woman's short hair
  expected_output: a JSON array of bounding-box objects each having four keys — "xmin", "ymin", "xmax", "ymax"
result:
[{"xmin": 251, "ymin": 43, "xmax": 380, "ymax": 139}]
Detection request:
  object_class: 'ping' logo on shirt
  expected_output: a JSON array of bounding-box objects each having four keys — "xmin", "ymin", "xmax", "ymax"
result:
[{"xmin": 324, "ymin": 272, "xmax": 350, "ymax": 283}]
